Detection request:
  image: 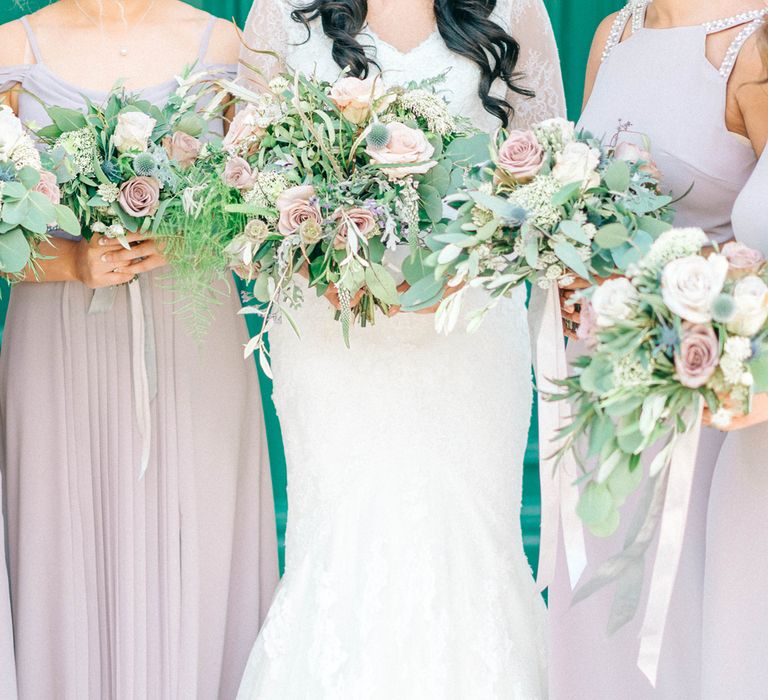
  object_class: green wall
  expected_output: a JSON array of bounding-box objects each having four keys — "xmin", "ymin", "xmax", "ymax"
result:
[{"xmin": 0, "ymin": 0, "xmax": 623, "ymax": 571}]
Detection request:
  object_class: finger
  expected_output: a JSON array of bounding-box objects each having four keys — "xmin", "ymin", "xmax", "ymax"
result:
[
  {"xmin": 95, "ymin": 232, "xmax": 148, "ymax": 247},
  {"xmin": 101, "ymin": 242, "xmax": 156, "ymax": 264},
  {"xmin": 114, "ymin": 256, "xmax": 166, "ymax": 275}
]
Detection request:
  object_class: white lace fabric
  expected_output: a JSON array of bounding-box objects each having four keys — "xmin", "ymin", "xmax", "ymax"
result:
[{"xmin": 236, "ymin": 2, "xmax": 563, "ymax": 698}]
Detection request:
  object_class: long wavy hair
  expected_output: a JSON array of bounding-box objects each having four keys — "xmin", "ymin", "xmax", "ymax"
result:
[{"xmin": 290, "ymin": 0, "xmax": 534, "ymax": 125}]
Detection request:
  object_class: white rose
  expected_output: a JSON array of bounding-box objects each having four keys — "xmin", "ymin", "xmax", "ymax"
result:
[
  {"xmin": 727, "ymin": 275, "xmax": 768, "ymax": 336},
  {"xmin": 552, "ymin": 141, "xmax": 601, "ymax": 189},
  {"xmin": 113, "ymin": 111, "xmax": 157, "ymax": 153},
  {"xmin": 590, "ymin": 277, "xmax": 639, "ymax": 327},
  {"xmin": 0, "ymin": 105, "xmax": 25, "ymax": 162},
  {"xmin": 661, "ymin": 254, "xmax": 728, "ymax": 323}
]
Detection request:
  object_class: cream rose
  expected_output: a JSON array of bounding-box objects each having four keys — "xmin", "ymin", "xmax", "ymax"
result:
[
  {"xmin": 276, "ymin": 185, "xmax": 322, "ymax": 236},
  {"xmin": 614, "ymin": 141, "xmax": 662, "ymax": 181},
  {"xmin": 163, "ymin": 131, "xmax": 202, "ymax": 168},
  {"xmin": 0, "ymin": 105, "xmax": 25, "ymax": 162},
  {"xmin": 496, "ymin": 130, "xmax": 545, "ymax": 182},
  {"xmin": 332, "ymin": 207, "xmax": 378, "ymax": 250},
  {"xmin": 590, "ymin": 277, "xmax": 639, "ymax": 328},
  {"xmin": 552, "ymin": 141, "xmax": 601, "ymax": 189},
  {"xmin": 661, "ymin": 254, "xmax": 728, "ymax": 323},
  {"xmin": 223, "ymin": 156, "xmax": 255, "ymax": 190},
  {"xmin": 721, "ymin": 241, "xmax": 765, "ymax": 279},
  {"xmin": 365, "ymin": 122, "xmax": 436, "ymax": 179},
  {"xmin": 727, "ymin": 275, "xmax": 768, "ymax": 336},
  {"xmin": 328, "ymin": 76, "xmax": 384, "ymax": 125},
  {"xmin": 113, "ymin": 111, "xmax": 156, "ymax": 153},
  {"xmin": 33, "ymin": 170, "xmax": 61, "ymax": 206},
  {"xmin": 222, "ymin": 104, "xmax": 272, "ymax": 154}
]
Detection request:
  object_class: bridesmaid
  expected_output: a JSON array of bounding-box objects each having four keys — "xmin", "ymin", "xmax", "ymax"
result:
[
  {"xmin": 550, "ymin": 1, "xmax": 768, "ymax": 699},
  {"xmin": 0, "ymin": 1, "xmax": 278, "ymax": 698},
  {"xmin": 702, "ymin": 22, "xmax": 768, "ymax": 698}
]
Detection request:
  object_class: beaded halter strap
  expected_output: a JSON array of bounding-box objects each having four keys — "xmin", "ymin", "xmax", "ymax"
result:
[{"xmin": 602, "ymin": 1, "xmax": 768, "ymax": 76}]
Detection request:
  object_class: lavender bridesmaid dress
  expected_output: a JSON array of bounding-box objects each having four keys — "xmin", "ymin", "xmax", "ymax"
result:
[
  {"xmin": 701, "ymin": 150, "xmax": 768, "ymax": 699},
  {"xmin": 0, "ymin": 16, "xmax": 278, "ymax": 699},
  {"xmin": 549, "ymin": 4, "xmax": 767, "ymax": 699},
  {"xmin": 0, "ymin": 477, "xmax": 15, "ymax": 698}
]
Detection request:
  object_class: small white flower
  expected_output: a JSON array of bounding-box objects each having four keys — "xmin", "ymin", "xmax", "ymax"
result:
[
  {"xmin": 741, "ymin": 372, "xmax": 754, "ymax": 387},
  {"xmin": 724, "ymin": 336, "xmax": 753, "ymax": 362},
  {"xmin": 720, "ymin": 354, "xmax": 745, "ymax": 386},
  {"xmin": 641, "ymin": 227, "xmax": 709, "ymax": 272},
  {"xmin": 91, "ymin": 221, "xmax": 107, "ymax": 234},
  {"xmin": 106, "ymin": 223, "xmax": 125, "ymax": 238},
  {"xmin": 97, "ymin": 182, "xmax": 120, "ymax": 204},
  {"xmin": 710, "ymin": 407, "xmax": 734, "ymax": 429}
]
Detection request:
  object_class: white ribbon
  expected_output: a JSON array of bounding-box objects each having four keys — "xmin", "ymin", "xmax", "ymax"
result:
[
  {"xmin": 531, "ymin": 285, "xmax": 587, "ymax": 591},
  {"xmin": 90, "ymin": 279, "xmax": 156, "ymax": 478},
  {"xmin": 638, "ymin": 400, "xmax": 703, "ymax": 686}
]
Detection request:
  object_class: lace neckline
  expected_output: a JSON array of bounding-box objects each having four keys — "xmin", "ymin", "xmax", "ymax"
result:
[{"xmin": 363, "ymin": 26, "xmax": 441, "ymax": 58}]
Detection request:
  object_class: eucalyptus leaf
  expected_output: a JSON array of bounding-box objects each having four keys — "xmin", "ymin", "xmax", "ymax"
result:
[
  {"xmin": 553, "ymin": 240, "xmax": 590, "ymax": 279},
  {"xmin": 419, "ymin": 184, "xmax": 444, "ymax": 224},
  {"xmin": 47, "ymin": 106, "xmax": 88, "ymax": 132},
  {"xmin": 364, "ymin": 262, "xmax": 400, "ymax": 305},
  {"xmin": 603, "ymin": 159, "xmax": 631, "ymax": 192},
  {"xmin": 400, "ymin": 275, "xmax": 445, "ymax": 311},
  {"xmin": 55, "ymin": 205, "xmax": 82, "ymax": 237},
  {"xmin": 595, "ymin": 223, "xmax": 630, "ymax": 249},
  {"xmin": 0, "ymin": 227, "xmax": 32, "ymax": 273}
]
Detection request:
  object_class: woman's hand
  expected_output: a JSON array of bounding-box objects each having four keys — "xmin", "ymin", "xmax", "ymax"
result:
[
  {"xmin": 72, "ymin": 234, "xmax": 144, "ymax": 289},
  {"xmin": 703, "ymin": 393, "xmax": 768, "ymax": 432},
  {"xmin": 98, "ymin": 234, "xmax": 168, "ymax": 276},
  {"xmin": 560, "ymin": 277, "xmax": 591, "ymax": 339}
]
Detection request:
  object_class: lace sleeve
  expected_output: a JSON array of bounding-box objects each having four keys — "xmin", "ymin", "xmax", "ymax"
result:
[
  {"xmin": 503, "ymin": 0, "xmax": 567, "ymax": 128},
  {"xmin": 239, "ymin": 0, "xmax": 298, "ymax": 89}
]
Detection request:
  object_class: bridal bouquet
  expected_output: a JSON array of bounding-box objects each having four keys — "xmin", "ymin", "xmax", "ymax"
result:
[
  {"xmin": 36, "ymin": 70, "xmax": 220, "ymax": 249},
  {"xmin": 210, "ymin": 68, "xmax": 486, "ymax": 363},
  {"xmin": 0, "ymin": 105, "xmax": 80, "ymax": 277},
  {"xmin": 553, "ymin": 228, "xmax": 768, "ymax": 538},
  {"xmin": 416, "ymin": 118, "xmax": 674, "ymax": 332}
]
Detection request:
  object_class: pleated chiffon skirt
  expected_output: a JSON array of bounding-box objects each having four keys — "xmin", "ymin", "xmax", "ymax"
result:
[{"xmin": 0, "ymin": 271, "xmax": 279, "ymax": 699}]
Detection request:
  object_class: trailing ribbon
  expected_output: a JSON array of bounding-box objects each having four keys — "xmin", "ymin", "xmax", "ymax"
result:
[
  {"xmin": 530, "ymin": 285, "xmax": 587, "ymax": 591},
  {"xmin": 89, "ymin": 278, "xmax": 157, "ymax": 477},
  {"xmin": 638, "ymin": 401, "xmax": 703, "ymax": 686}
]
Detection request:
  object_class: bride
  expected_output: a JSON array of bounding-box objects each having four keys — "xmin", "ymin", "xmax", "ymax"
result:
[{"xmin": 238, "ymin": 1, "xmax": 564, "ymax": 697}]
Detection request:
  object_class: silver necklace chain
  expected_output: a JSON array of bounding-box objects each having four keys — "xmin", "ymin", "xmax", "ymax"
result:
[{"xmin": 72, "ymin": 0, "xmax": 158, "ymax": 57}]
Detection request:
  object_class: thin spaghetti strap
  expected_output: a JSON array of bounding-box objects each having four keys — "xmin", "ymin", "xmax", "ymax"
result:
[
  {"xmin": 717, "ymin": 14, "xmax": 767, "ymax": 80},
  {"xmin": 197, "ymin": 15, "xmax": 218, "ymax": 64},
  {"xmin": 601, "ymin": 1, "xmax": 648, "ymax": 63},
  {"xmin": 19, "ymin": 17, "xmax": 44, "ymax": 65}
]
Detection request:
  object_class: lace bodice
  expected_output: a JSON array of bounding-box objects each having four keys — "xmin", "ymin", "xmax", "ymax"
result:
[{"xmin": 240, "ymin": 0, "xmax": 565, "ymax": 130}]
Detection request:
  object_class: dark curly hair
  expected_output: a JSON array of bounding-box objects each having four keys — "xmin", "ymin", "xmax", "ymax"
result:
[{"xmin": 290, "ymin": 0, "xmax": 534, "ymax": 126}]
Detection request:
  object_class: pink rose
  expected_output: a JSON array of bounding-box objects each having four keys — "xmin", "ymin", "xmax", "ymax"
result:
[
  {"xmin": 276, "ymin": 185, "xmax": 322, "ymax": 236},
  {"xmin": 365, "ymin": 122, "xmax": 436, "ymax": 179},
  {"xmin": 332, "ymin": 207, "xmax": 377, "ymax": 250},
  {"xmin": 328, "ymin": 76, "xmax": 385, "ymax": 125},
  {"xmin": 223, "ymin": 105, "xmax": 267, "ymax": 154},
  {"xmin": 119, "ymin": 176, "xmax": 161, "ymax": 218},
  {"xmin": 674, "ymin": 323, "xmax": 720, "ymax": 389},
  {"xmin": 721, "ymin": 241, "xmax": 765, "ymax": 279},
  {"xmin": 614, "ymin": 141, "xmax": 662, "ymax": 181},
  {"xmin": 496, "ymin": 129, "xmax": 545, "ymax": 182},
  {"xmin": 163, "ymin": 131, "xmax": 202, "ymax": 169},
  {"xmin": 223, "ymin": 156, "xmax": 255, "ymax": 190},
  {"xmin": 33, "ymin": 170, "xmax": 61, "ymax": 206}
]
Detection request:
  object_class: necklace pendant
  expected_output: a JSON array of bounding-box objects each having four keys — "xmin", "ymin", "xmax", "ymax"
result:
[{"xmin": 119, "ymin": 47, "xmax": 129, "ymax": 57}]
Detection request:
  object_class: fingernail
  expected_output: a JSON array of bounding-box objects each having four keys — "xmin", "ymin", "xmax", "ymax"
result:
[
  {"xmin": 98, "ymin": 237, "xmax": 107, "ymax": 246},
  {"xmin": 101, "ymin": 254, "xmax": 110, "ymax": 263}
]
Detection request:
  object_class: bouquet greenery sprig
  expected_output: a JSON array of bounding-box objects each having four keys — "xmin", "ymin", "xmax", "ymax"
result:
[
  {"xmin": 412, "ymin": 118, "xmax": 674, "ymax": 333},
  {"xmin": 0, "ymin": 105, "xmax": 80, "ymax": 278},
  {"xmin": 36, "ymin": 69, "xmax": 223, "ymax": 249},
  {"xmin": 211, "ymin": 65, "xmax": 488, "ymax": 367},
  {"xmin": 553, "ymin": 228, "xmax": 768, "ymax": 539}
]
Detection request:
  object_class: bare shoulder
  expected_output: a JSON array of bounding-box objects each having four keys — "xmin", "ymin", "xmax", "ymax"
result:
[
  {"xmin": 0, "ymin": 19, "xmax": 30, "ymax": 67},
  {"xmin": 590, "ymin": 12, "xmax": 622, "ymax": 58},
  {"xmin": 205, "ymin": 18, "xmax": 242, "ymax": 66}
]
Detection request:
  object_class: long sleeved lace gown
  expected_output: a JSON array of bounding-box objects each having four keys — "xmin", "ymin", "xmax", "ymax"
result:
[{"xmin": 236, "ymin": 1, "xmax": 565, "ymax": 698}]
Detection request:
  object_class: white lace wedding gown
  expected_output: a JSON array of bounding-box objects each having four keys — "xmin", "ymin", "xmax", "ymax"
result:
[{"xmin": 237, "ymin": 2, "xmax": 565, "ymax": 697}]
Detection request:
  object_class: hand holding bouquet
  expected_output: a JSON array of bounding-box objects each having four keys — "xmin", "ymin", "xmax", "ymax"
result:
[
  {"xmin": 554, "ymin": 228, "xmax": 768, "ymax": 538},
  {"xmin": 0, "ymin": 105, "xmax": 80, "ymax": 278},
  {"xmin": 416, "ymin": 119, "xmax": 674, "ymax": 333}
]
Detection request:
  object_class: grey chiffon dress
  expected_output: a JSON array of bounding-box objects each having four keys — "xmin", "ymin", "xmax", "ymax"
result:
[
  {"xmin": 0, "ymin": 15, "xmax": 279, "ymax": 699},
  {"xmin": 701, "ymin": 148, "xmax": 768, "ymax": 698},
  {"xmin": 549, "ymin": 3, "xmax": 767, "ymax": 699}
]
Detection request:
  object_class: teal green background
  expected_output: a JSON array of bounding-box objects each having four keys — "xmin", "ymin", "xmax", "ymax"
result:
[{"xmin": 0, "ymin": 0, "xmax": 623, "ymax": 571}]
